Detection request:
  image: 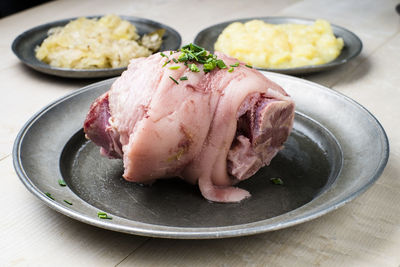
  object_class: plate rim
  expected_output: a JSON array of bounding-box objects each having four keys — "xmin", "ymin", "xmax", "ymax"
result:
[
  {"xmin": 12, "ymin": 72, "xmax": 389, "ymax": 239},
  {"xmin": 11, "ymin": 15, "xmax": 182, "ymax": 78},
  {"xmin": 193, "ymin": 16, "xmax": 363, "ymax": 74}
]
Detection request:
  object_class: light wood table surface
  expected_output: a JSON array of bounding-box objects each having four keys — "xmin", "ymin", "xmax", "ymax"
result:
[{"xmin": 1, "ymin": 0, "xmax": 400, "ymax": 266}]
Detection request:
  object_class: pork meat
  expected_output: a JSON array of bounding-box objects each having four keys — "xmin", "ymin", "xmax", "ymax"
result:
[{"xmin": 84, "ymin": 51, "xmax": 295, "ymax": 203}]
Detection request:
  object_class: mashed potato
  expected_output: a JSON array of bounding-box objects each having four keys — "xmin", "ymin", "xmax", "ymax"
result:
[
  {"xmin": 35, "ymin": 15, "xmax": 162, "ymax": 69},
  {"xmin": 214, "ymin": 19, "xmax": 344, "ymax": 69}
]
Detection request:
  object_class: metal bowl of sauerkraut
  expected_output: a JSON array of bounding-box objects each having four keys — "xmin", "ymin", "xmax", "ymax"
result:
[{"xmin": 12, "ymin": 15, "xmax": 181, "ymax": 78}]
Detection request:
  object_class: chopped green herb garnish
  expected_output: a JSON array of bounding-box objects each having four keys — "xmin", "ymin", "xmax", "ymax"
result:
[
  {"xmin": 169, "ymin": 76, "xmax": 179, "ymax": 84},
  {"xmin": 162, "ymin": 60, "xmax": 171, "ymax": 67},
  {"xmin": 216, "ymin": 59, "xmax": 227, "ymax": 69},
  {"xmin": 270, "ymin": 178, "xmax": 284, "ymax": 185},
  {"xmin": 160, "ymin": 52, "xmax": 168, "ymax": 58},
  {"xmin": 182, "ymin": 43, "xmax": 203, "ymax": 51},
  {"xmin": 45, "ymin": 192, "xmax": 54, "ymax": 200},
  {"xmin": 228, "ymin": 67, "xmax": 234, "ymax": 72},
  {"xmin": 230, "ymin": 62, "xmax": 240, "ymax": 67},
  {"xmin": 172, "ymin": 58, "xmax": 178, "ymax": 63},
  {"xmin": 64, "ymin": 200, "xmax": 72, "ymax": 205},
  {"xmin": 179, "ymin": 76, "xmax": 188, "ymax": 81},
  {"xmin": 245, "ymin": 64, "xmax": 253, "ymax": 68},
  {"xmin": 180, "ymin": 44, "xmax": 199, "ymax": 61},
  {"xmin": 169, "ymin": 65, "xmax": 181, "ymax": 70},
  {"xmin": 58, "ymin": 179, "xmax": 66, "ymax": 186},
  {"xmin": 97, "ymin": 212, "xmax": 112, "ymax": 220},
  {"xmin": 203, "ymin": 60, "xmax": 216, "ymax": 73},
  {"xmin": 178, "ymin": 52, "xmax": 189, "ymax": 62},
  {"xmin": 175, "ymin": 43, "xmax": 230, "ymax": 73},
  {"xmin": 189, "ymin": 63, "xmax": 200, "ymax": 72}
]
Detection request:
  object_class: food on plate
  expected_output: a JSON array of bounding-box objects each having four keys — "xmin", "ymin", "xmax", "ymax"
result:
[
  {"xmin": 35, "ymin": 14, "xmax": 164, "ymax": 69},
  {"xmin": 140, "ymin": 28, "xmax": 165, "ymax": 51},
  {"xmin": 214, "ymin": 19, "xmax": 344, "ymax": 69},
  {"xmin": 84, "ymin": 44, "xmax": 295, "ymax": 203}
]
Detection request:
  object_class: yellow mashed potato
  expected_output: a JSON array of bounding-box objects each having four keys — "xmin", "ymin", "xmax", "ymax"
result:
[
  {"xmin": 214, "ymin": 19, "xmax": 344, "ymax": 69},
  {"xmin": 35, "ymin": 15, "xmax": 156, "ymax": 69}
]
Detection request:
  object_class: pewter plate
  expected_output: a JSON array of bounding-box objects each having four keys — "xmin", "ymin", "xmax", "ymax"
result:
[
  {"xmin": 11, "ymin": 16, "xmax": 181, "ymax": 78},
  {"xmin": 194, "ymin": 17, "xmax": 362, "ymax": 75},
  {"xmin": 13, "ymin": 72, "xmax": 388, "ymax": 239}
]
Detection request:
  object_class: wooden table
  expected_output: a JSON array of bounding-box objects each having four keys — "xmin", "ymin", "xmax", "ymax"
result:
[{"xmin": 1, "ymin": 0, "xmax": 400, "ymax": 266}]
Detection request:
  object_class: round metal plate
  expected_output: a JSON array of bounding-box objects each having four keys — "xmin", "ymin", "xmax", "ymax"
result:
[
  {"xmin": 13, "ymin": 72, "xmax": 388, "ymax": 239},
  {"xmin": 194, "ymin": 17, "xmax": 362, "ymax": 75},
  {"xmin": 11, "ymin": 15, "xmax": 182, "ymax": 78}
]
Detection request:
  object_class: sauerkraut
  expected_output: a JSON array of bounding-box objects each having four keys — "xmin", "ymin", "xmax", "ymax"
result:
[{"xmin": 35, "ymin": 15, "xmax": 163, "ymax": 69}]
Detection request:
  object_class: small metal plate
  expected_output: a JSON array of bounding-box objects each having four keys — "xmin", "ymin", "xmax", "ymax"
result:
[
  {"xmin": 194, "ymin": 17, "xmax": 362, "ymax": 75},
  {"xmin": 11, "ymin": 15, "xmax": 182, "ymax": 78},
  {"xmin": 13, "ymin": 72, "xmax": 388, "ymax": 239}
]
